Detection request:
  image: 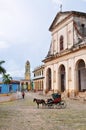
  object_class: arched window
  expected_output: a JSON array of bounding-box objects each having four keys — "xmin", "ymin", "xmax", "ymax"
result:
[{"xmin": 60, "ymin": 35, "xmax": 64, "ymax": 51}]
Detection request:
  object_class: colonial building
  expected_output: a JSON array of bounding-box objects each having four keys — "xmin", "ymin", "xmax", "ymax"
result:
[
  {"xmin": 0, "ymin": 80, "xmax": 20, "ymax": 94},
  {"xmin": 32, "ymin": 65, "xmax": 44, "ymax": 91},
  {"xmin": 43, "ymin": 11, "xmax": 86, "ymax": 96},
  {"xmin": 20, "ymin": 60, "xmax": 31, "ymax": 91}
]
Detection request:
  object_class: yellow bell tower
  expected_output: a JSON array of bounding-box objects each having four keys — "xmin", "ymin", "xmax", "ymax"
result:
[
  {"xmin": 25, "ymin": 60, "xmax": 30, "ymax": 80},
  {"xmin": 20, "ymin": 60, "xmax": 31, "ymax": 91}
]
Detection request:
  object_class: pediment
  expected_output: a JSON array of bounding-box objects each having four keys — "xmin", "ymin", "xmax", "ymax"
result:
[
  {"xmin": 49, "ymin": 11, "xmax": 71, "ymax": 31},
  {"xmin": 56, "ymin": 13, "xmax": 69, "ymax": 25}
]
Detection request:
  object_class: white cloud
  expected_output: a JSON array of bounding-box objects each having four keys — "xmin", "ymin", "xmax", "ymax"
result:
[
  {"xmin": 6, "ymin": 60, "xmax": 24, "ymax": 78},
  {"xmin": 0, "ymin": 41, "xmax": 10, "ymax": 49},
  {"xmin": 0, "ymin": 0, "xmax": 33, "ymax": 46},
  {"xmin": 8, "ymin": 70, "xmax": 24, "ymax": 78},
  {"xmin": 82, "ymin": 0, "xmax": 86, "ymax": 2},
  {"xmin": 51, "ymin": 0, "xmax": 62, "ymax": 5}
]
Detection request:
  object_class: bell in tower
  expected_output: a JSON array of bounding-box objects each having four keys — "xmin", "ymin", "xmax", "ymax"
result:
[{"xmin": 25, "ymin": 60, "xmax": 31, "ymax": 80}]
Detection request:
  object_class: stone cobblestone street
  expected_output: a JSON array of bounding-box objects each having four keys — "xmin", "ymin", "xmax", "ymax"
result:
[{"xmin": 0, "ymin": 92, "xmax": 86, "ymax": 130}]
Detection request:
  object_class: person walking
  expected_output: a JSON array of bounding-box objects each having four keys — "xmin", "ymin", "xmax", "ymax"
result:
[{"xmin": 22, "ymin": 91, "xmax": 25, "ymax": 99}]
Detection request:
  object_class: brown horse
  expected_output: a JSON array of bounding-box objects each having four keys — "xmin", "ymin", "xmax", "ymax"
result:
[{"xmin": 33, "ymin": 98, "xmax": 45, "ymax": 108}]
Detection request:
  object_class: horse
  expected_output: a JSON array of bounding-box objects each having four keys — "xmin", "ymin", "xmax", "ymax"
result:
[{"xmin": 33, "ymin": 98, "xmax": 46, "ymax": 108}]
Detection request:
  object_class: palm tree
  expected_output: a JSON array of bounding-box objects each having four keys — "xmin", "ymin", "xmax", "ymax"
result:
[
  {"xmin": 2, "ymin": 74, "xmax": 12, "ymax": 94},
  {"xmin": 2, "ymin": 74, "xmax": 12, "ymax": 84},
  {"xmin": 0, "ymin": 61, "xmax": 6, "ymax": 74}
]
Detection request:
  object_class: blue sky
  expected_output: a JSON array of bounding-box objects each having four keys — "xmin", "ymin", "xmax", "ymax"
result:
[{"xmin": 0, "ymin": 0, "xmax": 86, "ymax": 78}]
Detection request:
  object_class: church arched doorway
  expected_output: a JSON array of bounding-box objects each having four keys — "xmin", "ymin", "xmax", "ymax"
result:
[
  {"xmin": 76, "ymin": 59, "xmax": 86, "ymax": 92},
  {"xmin": 46, "ymin": 68, "xmax": 52, "ymax": 91},
  {"xmin": 59, "ymin": 65, "xmax": 65, "ymax": 92}
]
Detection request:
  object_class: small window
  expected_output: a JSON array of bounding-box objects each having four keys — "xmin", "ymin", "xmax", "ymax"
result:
[
  {"xmin": 60, "ymin": 35, "xmax": 64, "ymax": 51},
  {"xmin": 42, "ymin": 70, "xmax": 43, "ymax": 75},
  {"xmin": 81, "ymin": 24, "xmax": 85, "ymax": 28},
  {"xmin": 81, "ymin": 24, "xmax": 85, "ymax": 35}
]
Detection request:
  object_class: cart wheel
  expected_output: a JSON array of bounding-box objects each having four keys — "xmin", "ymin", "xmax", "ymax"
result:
[
  {"xmin": 55, "ymin": 103, "xmax": 61, "ymax": 109},
  {"xmin": 48, "ymin": 104, "xmax": 54, "ymax": 109},
  {"xmin": 60, "ymin": 100, "xmax": 67, "ymax": 109}
]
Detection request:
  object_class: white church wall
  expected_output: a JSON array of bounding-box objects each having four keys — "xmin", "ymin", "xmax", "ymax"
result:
[{"xmin": 67, "ymin": 22, "xmax": 74, "ymax": 48}]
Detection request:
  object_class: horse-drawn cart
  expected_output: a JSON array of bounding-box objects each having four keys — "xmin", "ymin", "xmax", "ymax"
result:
[
  {"xmin": 33, "ymin": 93, "xmax": 67, "ymax": 109},
  {"xmin": 44, "ymin": 93, "xmax": 67, "ymax": 109}
]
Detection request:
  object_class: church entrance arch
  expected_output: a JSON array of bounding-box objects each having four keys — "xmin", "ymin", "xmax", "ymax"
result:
[
  {"xmin": 59, "ymin": 65, "xmax": 65, "ymax": 92},
  {"xmin": 46, "ymin": 68, "xmax": 52, "ymax": 91},
  {"xmin": 76, "ymin": 59, "xmax": 86, "ymax": 92}
]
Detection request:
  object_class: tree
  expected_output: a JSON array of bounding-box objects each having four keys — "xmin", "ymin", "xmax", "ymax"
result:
[
  {"xmin": 0, "ymin": 61, "xmax": 6, "ymax": 74},
  {"xmin": 2, "ymin": 74, "xmax": 12, "ymax": 84}
]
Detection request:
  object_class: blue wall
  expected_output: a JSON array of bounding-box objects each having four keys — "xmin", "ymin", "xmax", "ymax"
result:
[{"xmin": 0, "ymin": 83, "xmax": 20, "ymax": 94}]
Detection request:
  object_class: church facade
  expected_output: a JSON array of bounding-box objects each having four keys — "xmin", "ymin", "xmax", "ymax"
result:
[{"xmin": 43, "ymin": 11, "xmax": 86, "ymax": 96}]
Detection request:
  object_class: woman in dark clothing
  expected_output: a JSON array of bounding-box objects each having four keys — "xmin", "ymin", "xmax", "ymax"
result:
[{"xmin": 22, "ymin": 91, "xmax": 25, "ymax": 99}]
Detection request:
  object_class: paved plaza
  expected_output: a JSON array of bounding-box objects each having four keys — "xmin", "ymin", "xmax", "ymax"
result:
[{"xmin": 0, "ymin": 92, "xmax": 86, "ymax": 130}]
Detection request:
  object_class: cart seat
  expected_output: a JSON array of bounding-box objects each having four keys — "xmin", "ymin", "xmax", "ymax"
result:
[{"xmin": 52, "ymin": 93, "xmax": 61, "ymax": 99}]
